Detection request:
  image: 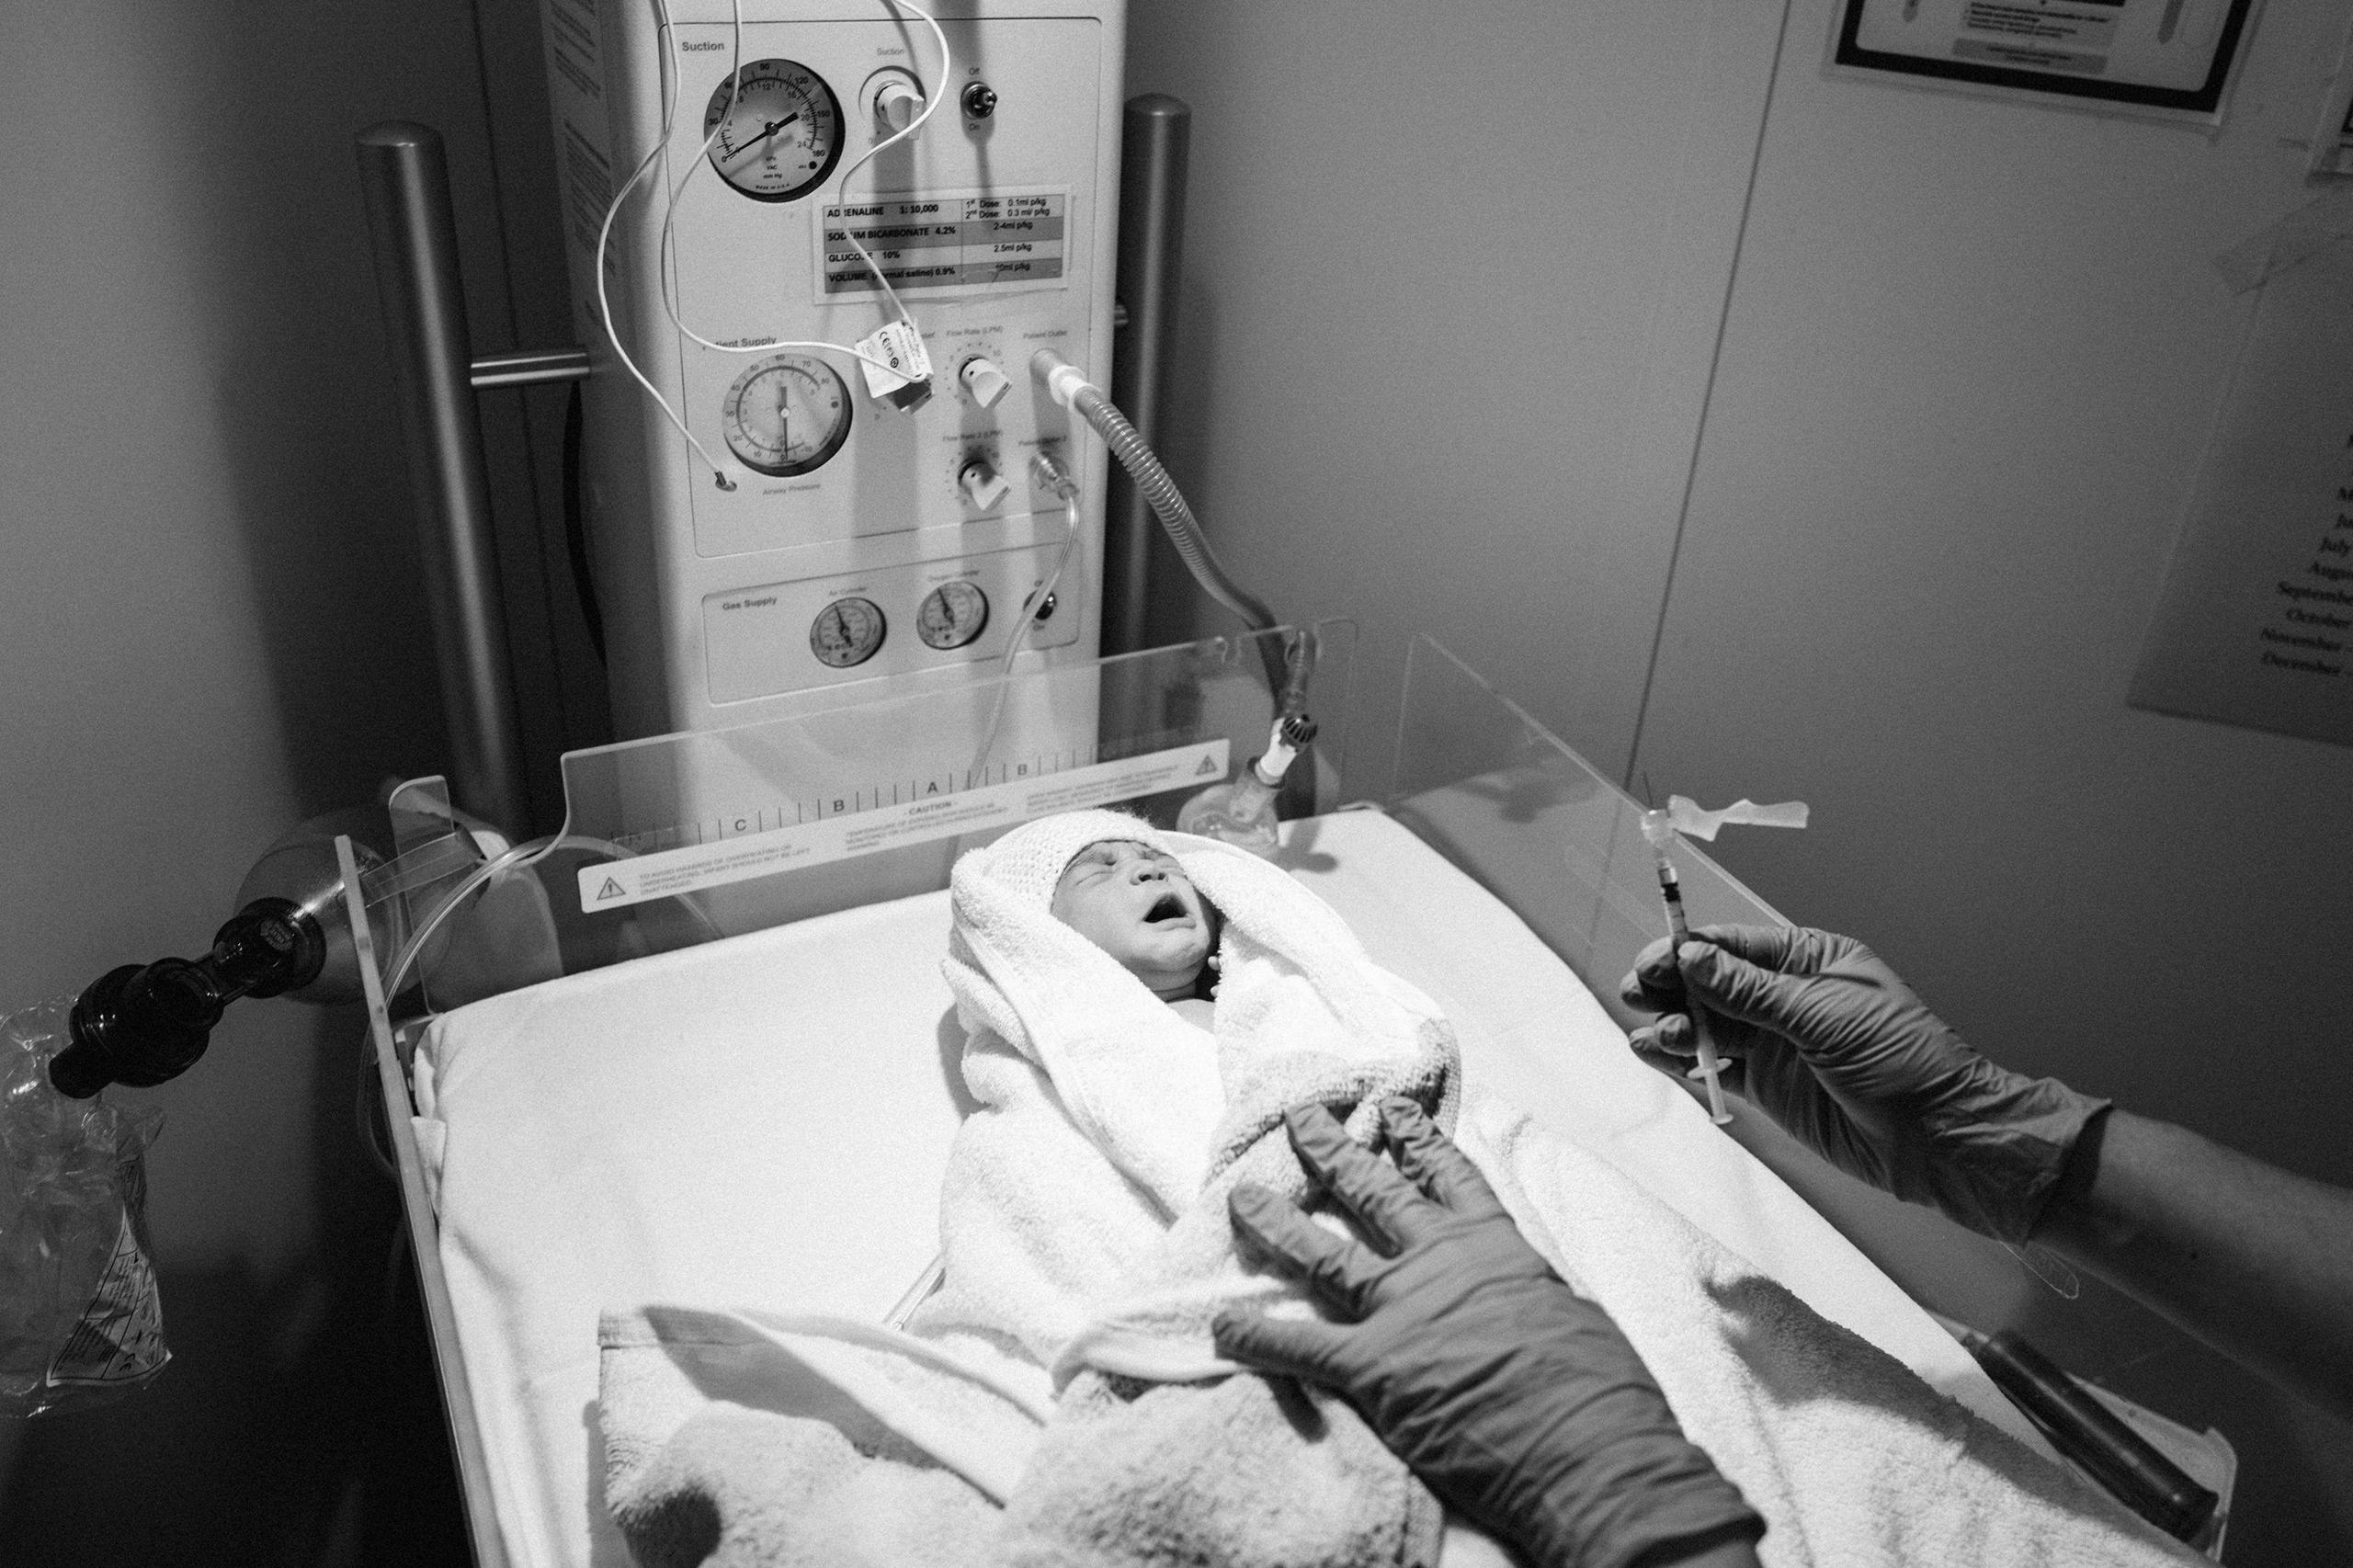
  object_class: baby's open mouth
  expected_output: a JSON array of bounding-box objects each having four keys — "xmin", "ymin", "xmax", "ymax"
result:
[{"xmin": 1143, "ymin": 892, "xmax": 1189, "ymax": 925}]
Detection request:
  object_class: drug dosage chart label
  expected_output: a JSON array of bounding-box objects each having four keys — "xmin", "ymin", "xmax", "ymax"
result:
[{"xmin": 819, "ymin": 188, "xmax": 1067, "ymax": 296}]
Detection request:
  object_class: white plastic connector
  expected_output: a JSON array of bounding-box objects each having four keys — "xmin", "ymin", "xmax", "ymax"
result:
[
  {"xmin": 1029, "ymin": 347, "xmax": 1094, "ymax": 410},
  {"xmin": 1029, "ymin": 449, "xmax": 1080, "ymax": 501},
  {"xmin": 1251, "ymin": 727, "xmax": 1300, "ymax": 788}
]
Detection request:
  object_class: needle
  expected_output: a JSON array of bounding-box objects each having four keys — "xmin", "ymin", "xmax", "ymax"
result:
[
  {"xmin": 722, "ymin": 113, "xmax": 801, "ymax": 166},
  {"xmin": 1641, "ymin": 807, "xmax": 1733, "ymax": 1127}
]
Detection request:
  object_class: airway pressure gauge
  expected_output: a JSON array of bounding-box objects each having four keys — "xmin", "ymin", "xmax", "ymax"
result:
[
  {"xmin": 704, "ymin": 59, "xmax": 844, "ymax": 203},
  {"xmin": 722, "ymin": 354, "xmax": 853, "ymax": 477}
]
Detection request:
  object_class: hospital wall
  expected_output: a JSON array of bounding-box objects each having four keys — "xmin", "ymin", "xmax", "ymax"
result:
[
  {"xmin": 0, "ymin": 0, "xmax": 553, "ymax": 1555},
  {"xmin": 1126, "ymin": 0, "xmax": 2353, "ymax": 1561},
  {"xmin": 1640, "ymin": 5, "xmax": 2353, "ymax": 1558}
]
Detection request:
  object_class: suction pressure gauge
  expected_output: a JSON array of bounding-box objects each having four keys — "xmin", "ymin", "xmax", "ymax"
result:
[
  {"xmin": 704, "ymin": 59, "xmax": 844, "ymax": 203},
  {"xmin": 917, "ymin": 581, "xmax": 989, "ymax": 650},
  {"xmin": 721, "ymin": 354, "xmax": 852, "ymax": 477},
  {"xmin": 810, "ymin": 597, "xmax": 885, "ymax": 668}
]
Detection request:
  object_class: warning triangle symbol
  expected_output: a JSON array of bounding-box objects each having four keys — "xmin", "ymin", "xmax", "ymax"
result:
[
  {"xmin": 596, "ymin": 877, "xmax": 629, "ymax": 902},
  {"xmin": 1195, "ymin": 755, "xmax": 1220, "ymax": 776}
]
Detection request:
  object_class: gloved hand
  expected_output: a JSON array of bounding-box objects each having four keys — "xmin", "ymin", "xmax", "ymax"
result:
[
  {"xmin": 1619, "ymin": 925, "xmax": 2108, "ymax": 1244},
  {"xmin": 1212, "ymin": 1100, "xmax": 1764, "ymax": 1568}
]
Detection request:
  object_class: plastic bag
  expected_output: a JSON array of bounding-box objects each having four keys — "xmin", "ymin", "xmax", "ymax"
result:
[{"xmin": 0, "ymin": 997, "xmax": 168, "ymax": 1416}]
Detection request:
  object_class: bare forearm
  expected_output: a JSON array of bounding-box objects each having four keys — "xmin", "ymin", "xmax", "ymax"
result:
[{"xmin": 2031, "ymin": 1109, "xmax": 2353, "ymax": 1422}]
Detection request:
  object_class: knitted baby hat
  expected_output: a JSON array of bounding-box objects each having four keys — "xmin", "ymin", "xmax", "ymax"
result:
[{"xmin": 964, "ymin": 807, "xmax": 1171, "ymax": 912}]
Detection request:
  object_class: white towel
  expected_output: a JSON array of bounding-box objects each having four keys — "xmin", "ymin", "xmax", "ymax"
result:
[
  {"xmin": 1459, "ymin": 1101, "xmax": 2199, "ymax": 1566},
  {"xmin": 598, "ymin": 1305, "xmax": 1035, "ymax": 1567}
]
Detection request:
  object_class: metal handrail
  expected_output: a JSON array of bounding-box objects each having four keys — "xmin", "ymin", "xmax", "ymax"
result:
[
  {"xmin": 1106, "ymin": 94, "xmax": 1191, "ymax": 655},
  {"xmin": 469, "ymin": 347, "xmax": 592, "ymax": 391},
  {"xmin": 356, "ymin": 121, "xmax": 589, "ymax": 837}
]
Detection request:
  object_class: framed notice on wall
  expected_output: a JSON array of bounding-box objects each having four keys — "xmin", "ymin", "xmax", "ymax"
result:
[
  {"xmin": 1833, "ymin": 0, "xmax": 2260, "ymax": 122},
  {"xmin": 2130, "ymin": 237, "xmax": 2353, "ymax": 749}
]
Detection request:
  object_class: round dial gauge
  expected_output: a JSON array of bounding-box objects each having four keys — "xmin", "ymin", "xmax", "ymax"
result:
[
  {"xmin": 704, "ymin": 59, "xmax": 844, "ymax": 203},
  {"xmin": 917, "ymin": 581, "xmax": 990, "ymax": 651},
  {"xmin": 810, "ymin": 597, "xmax": 885, "ymax": 668},
  {"xmin": 722, "ymin": 354, "xmax": 852, "ymax": 477}
]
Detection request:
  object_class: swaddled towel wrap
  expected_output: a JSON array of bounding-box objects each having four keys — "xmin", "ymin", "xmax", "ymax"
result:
[
  {"xmin": 914, "ymin": 808, "xmax": 1459, "ymax": 1564},
  {"xmin": 919, "ymin": 810, "xmax": 1460, "ymax": 1376}
]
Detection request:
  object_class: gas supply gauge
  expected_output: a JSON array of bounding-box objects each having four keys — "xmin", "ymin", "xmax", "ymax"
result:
[
  {"xmin": 703, "ymin": 59, "xmax": 844, "ymax": 203},
  {"xmin": 917, "ymin": 581, "xmax": 989, "ymax": 650},
  {"xmin": 810, "ymin": 597, "xmax": 885, "ymax": 668},
  {"xmin": 721, "ymin": 354, "xmax": 852, "ymax": 477}
]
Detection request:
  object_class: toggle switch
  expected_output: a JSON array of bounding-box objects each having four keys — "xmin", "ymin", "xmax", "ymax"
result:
[
  {"xmin": 959, "ymin": 356, "xmax": 1010, "ymax": 409},
  {"xmin": 959, "ymin": 459, "xmax": 1010, "ymax": 511}
]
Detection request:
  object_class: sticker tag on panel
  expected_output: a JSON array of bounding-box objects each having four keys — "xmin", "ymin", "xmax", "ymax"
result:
[{"xmin": 856, "ymin": 319, "xmax": 935, "ymax": 411}]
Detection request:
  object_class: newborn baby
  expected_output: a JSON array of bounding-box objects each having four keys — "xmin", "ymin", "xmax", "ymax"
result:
[
  {"xmin": 1048, "ymin": 832, "xmax": 1223, "ymax": 1027},
  {"xmin": 940, "ymin": 804, "xmax": 1461, "ymax": 1279},
  {"xmin": 925, "ymin": 806, "xmax": 1463, "ymax": 1562}
]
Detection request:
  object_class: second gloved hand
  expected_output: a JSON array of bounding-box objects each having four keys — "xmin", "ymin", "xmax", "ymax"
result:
[
  {"xmin": 1213, "ymin": 1100, "xmax": 1762, "ymax": 1568},
  {"xmin": 1620, "ymin": 926, "xmax": 2107, "ymax": 1244}
]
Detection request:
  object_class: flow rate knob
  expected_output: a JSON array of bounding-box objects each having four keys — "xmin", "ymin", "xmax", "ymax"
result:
[
  {"xmin": 959, "ymin": 458, "xmax": 1010, "ymax": 510},
  {"xmin": 959, "ymin": 356, "xmax": 1010, "ymax": 408}
]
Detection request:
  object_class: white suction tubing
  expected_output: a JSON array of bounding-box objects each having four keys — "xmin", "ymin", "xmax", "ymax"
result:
[{"xmin": 1030, "ymin": 350, "xmax": 1278, "ymax": 634}]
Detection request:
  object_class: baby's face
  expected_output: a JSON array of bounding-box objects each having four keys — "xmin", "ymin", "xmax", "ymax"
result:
[{"xmin": 1050, "ymin": 839, "xmax": 1215, "ymax": 1000}]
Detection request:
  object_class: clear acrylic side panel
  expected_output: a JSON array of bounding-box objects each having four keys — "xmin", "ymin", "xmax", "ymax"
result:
[
  {"xmin": 363, "ymin": 622, "xmax": 1353, "ymax": 1014},
  {"xmin": 1381, "ymin": 636, "xmax": 2057, "ymax": 1348},
  {"xmin": 1383, "ymin": 634, "xmax": 1787, "ymax": 1029}
]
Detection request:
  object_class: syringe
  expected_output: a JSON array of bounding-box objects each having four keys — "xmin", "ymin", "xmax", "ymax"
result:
[{"xmin": 1641, "ymin": 812, "xmax": 1733, "ymax": 1126}]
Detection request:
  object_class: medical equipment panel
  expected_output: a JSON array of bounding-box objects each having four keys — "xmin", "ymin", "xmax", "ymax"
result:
[{"xmin": 537, "ymin": 0, "xmax": 1123, "ymax": 740}]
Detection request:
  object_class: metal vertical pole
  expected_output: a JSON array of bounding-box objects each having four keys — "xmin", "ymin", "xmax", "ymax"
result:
[
  {"xmin": 356, "ymin": 121, "xmax": 531, "ymax": 835},
  {"xmin": 1106, "ymin": 95, "xmax": 1191, "ymax": 655}
]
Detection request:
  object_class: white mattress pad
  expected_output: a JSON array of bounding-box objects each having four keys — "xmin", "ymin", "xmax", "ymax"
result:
[{"xmin": 415, "ymin": 809, "xmax": 2037, "ymax": 1567}]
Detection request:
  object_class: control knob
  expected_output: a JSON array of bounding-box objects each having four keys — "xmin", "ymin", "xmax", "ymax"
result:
[
  {"xmin": 958, "ymin": 459, "xmax": 1010, "ymax": 511},
  {"xmin": 869, "ymin": 69, "xmax": 926, "ymax": 135},
  {"xmin": 959, "ymin": 356, "xmax": 1010, "ymax": 409}
]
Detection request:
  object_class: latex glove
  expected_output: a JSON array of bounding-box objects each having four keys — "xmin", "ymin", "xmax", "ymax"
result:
[
  {"xmin": 1620, "ymin": 925, "xmax": 2108, "ymax": 1244},
  {"xmin": 1212, "ymin": 1100, "xmax": 1764, "ymax": 1568}
]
